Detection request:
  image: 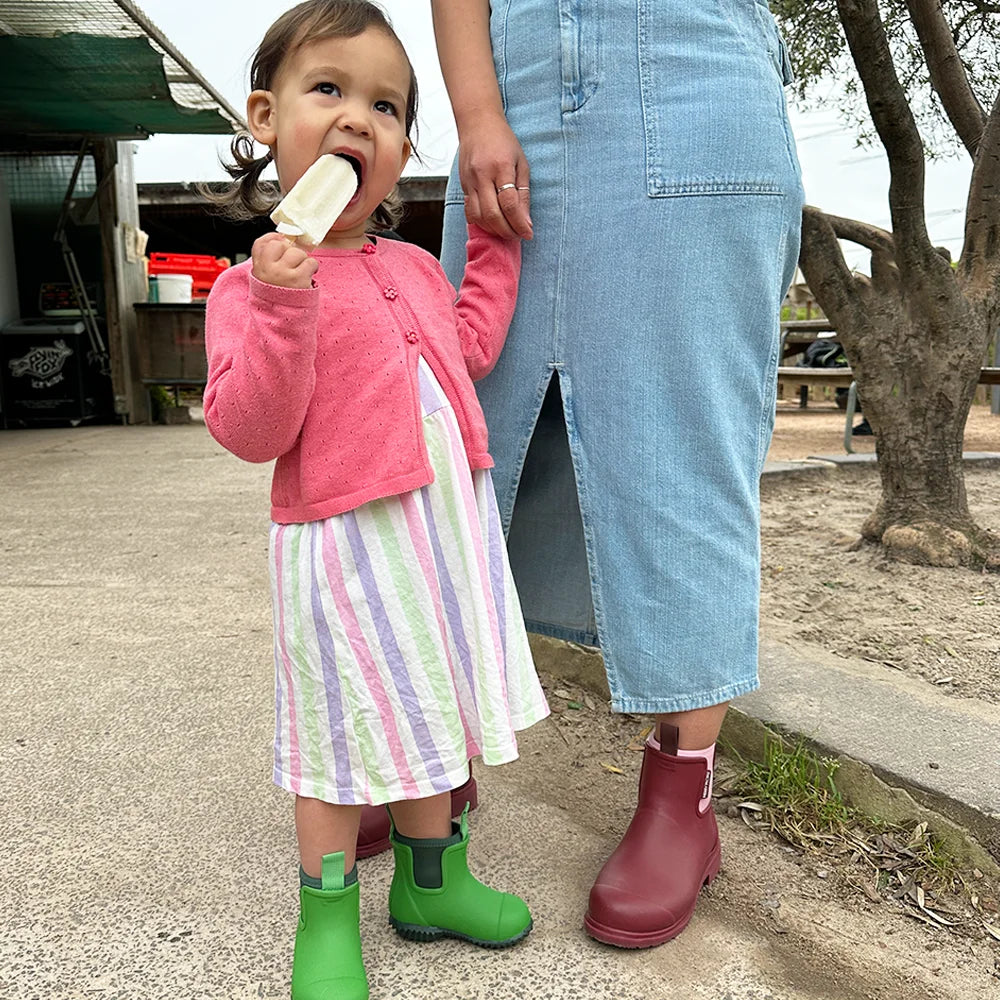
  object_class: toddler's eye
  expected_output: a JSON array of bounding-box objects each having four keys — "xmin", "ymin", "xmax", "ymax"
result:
[
  {"xmin": 315, "ymin": 82, "xmax": 340, "ymax": 96},
  {"xmin": 374, "ymin": 100, "xmax": 397, "ymax": 116}
]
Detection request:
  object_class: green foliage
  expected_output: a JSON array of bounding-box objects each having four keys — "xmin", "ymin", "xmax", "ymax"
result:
[
  {"xmin": 738, "ymin": 734, "xmax": 854, "ymax": 833},
  {"xmin": 771, "ymin": 1, "xmax": 1000, "ymax": 154},
  {"xmin": 148, "ymin": 384, "xmax": 174, "ymax": 421},
  {"xmin": 780, "ymin": 305, "xmax": 816, "ymax": 320}
]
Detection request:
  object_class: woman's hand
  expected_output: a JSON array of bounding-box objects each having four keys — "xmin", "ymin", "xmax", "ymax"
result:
[
  {"xmin": 251, "ymin": 232, "xmax": 319, "ymax": 289},
  {"xmin": 458, "ymin": 113, "xmax": 533, "ymax": 240}
]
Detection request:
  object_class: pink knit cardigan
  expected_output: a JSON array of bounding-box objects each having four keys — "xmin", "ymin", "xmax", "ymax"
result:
[{"xmin": 204, "ymin": 227, "xmax": 520, "ymax": 524}]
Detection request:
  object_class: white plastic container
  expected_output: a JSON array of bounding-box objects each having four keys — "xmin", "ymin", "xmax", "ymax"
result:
[{"xmin": 156, "ymin": 273, "xmax": 193, "ymax": 303}]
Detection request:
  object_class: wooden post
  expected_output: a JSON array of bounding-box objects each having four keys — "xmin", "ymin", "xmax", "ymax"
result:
[
  {"xmin": 992, "ymin": 330, "xmax": 999, "ymax": 416},
  {"xmin": 94, "ymin": 139, "xmax": 150, "ymax": 423}
]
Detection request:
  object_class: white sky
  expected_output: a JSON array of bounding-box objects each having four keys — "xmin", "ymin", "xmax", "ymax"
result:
[{"xmin": 133, "ymin": 0, "xmax": 974, "ymax": 272}]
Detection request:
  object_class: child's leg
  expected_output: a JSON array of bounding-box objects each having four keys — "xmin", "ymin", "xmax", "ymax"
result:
[
  {"xmin": 386, "ymin": 790, "xmax": 451, "ymax": 839},
  {"xmin": 292, "ymin": 797, "xmax": 368, "ymax": 1000},
  {"xmin": 295, "ymin": 796, "xmax": 363, "ymax": 875}
]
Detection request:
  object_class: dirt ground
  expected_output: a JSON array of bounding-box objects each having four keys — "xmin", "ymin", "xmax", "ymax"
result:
[
  {"xmin": 762, "ymin": 402, "xmax": 1000, "ymax": 703},
  {"xmin": 523, "ymin": 673, "xmax": 1000, "ymax": 999},
  {"xmin": 767, "ymin": 399, "xmax": 1000, "ymax": 463}
]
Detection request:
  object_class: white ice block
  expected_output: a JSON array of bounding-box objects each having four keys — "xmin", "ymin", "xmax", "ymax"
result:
[{"xmin": 270, "ymin": 154, "xmax": 358, "ymax": 247}]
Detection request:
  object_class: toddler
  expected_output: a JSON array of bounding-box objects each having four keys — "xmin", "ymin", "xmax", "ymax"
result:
[{"xmin": 204, "ymin": 2, "xmax": 549, "ymax": 997}]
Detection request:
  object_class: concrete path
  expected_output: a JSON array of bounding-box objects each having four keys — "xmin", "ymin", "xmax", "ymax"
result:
[{"xmin": 2, "ymin": 422, "xmax": 997, "ymax": 999}]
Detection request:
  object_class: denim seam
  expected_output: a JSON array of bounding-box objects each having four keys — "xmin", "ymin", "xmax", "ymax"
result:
[
  {"xmin": 649, "ymin": 185, "xmax": 785, "ymax": 198},
  {"xmin": 755, "ymin": 227, "xmax": 785, "ymax": 476},
  {"xmin": 499, "ymin": 366, "xmax": 558, "ymax": 535},
  {"xmin": 611, "ymin": 673, "xmax": 761, "ymax": 716},
  {"xmin": 495, "ymin": 0, "xmax": 511, "ymax": 111},
  {"xmin": 555, "ymin": 368, "xmax": 620, "ymax": 706},
  {"xmin": 524, "ymin": 619, "xmax": 600, "ymax": 648}
]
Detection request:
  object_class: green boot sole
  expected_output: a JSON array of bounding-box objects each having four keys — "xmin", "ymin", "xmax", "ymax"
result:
[{"xmin": 388, "ymin": 913, "xmax": 533, "ymax": 948}]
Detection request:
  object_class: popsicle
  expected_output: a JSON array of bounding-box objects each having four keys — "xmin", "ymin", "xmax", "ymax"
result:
[{"xmin": 271, "ymin": 154, "xmax": 359, "ymax": 247}]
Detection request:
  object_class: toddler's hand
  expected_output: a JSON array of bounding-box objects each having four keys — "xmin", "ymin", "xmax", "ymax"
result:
[{"xmin": 251, "ymin": 232, "xmax": 319, "ymax": 289}]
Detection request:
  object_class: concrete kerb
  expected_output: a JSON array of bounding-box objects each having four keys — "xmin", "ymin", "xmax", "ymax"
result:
[
  {"xmin": 805, "ymin": 451, "xmax": 1000, "ymax": 469},
  {"xmin": 761, "ymin": 459, "xmax": 834, "ymax": 481},
  {"xmin": 528, "ymin": 634, "xmax": 1000, "ymax": 877}
]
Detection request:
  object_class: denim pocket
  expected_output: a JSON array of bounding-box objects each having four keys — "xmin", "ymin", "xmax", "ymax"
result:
[
  {"xmin": 748, "ymin": 0, "xmax": 795, "ymax": 86},
  {"xmin": 638, "ymin": 0, "xmax": 798, "ymax": 197},
  {"xmin": 558, "ymin": 0, "xmax": 601, "ymax": 114}
]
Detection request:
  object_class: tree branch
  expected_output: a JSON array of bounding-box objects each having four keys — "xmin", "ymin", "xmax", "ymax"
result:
[
  {"xmin": 904, "ymin": 0, "xmax": 986, "ymax": 157},
  {"xmin": 962, "ymin": 88, "xmax": 1000, "ymax": 300},
  {"xmin": 798, "ymin": 206, "xmax": 866, "ymax": 330},
  {"xmin": 825, "ymin": 214, "xmax": 896, "ymax": 256},
  {"xmin": 835, "ymin": 0, "xmax": 933, "ymax": 274}
]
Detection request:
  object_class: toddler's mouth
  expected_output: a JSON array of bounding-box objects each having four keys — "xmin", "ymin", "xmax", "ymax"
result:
[{"xmin": 334, "ymin": 153, "xmax": 364, "ymax": 188}]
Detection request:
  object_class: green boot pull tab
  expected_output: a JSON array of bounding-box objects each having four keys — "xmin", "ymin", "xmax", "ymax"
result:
[
  {"xmin": 291, "ymin": 852, "xmax": 369, "ymax": 1000},
  {"xmin": 388, "ymin": 808, "xmax": 533, "ymax": 949},
  {"xmin": 321, "ymin": 851, "xmax": 346, "ymax": 891}
]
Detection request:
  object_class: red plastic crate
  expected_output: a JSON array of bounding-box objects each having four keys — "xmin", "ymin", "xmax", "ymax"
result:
[{"xmin": 148, "ymin": 253, "xmax": 230, "ymax": 299}]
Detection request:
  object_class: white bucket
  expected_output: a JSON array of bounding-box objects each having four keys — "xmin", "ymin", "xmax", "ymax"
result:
[{"xmin": 157, "ymin": 273, "xmax": 193, "ymax": 303}]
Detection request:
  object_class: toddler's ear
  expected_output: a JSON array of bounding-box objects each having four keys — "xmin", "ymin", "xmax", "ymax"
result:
[
  {"xmin": 247, "ymin": 90, "xmax": 278, "ymax": 145},
  {"xmin": 398, "ymin": 138, "xmax": 412, "ymax": 173}
]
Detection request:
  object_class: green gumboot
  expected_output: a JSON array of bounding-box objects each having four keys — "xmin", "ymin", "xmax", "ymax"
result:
[
  {"xmin": 291, "ymin": 852, "xmax": 369, "ymax": 1000},
  {"xmin": 388, "ymin": 807, "xmax": 533, "ymax": 948}
]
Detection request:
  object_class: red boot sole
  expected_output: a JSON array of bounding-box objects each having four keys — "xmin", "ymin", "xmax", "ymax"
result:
[
  {"xmin": 583, "ymin": 841, "xmax": 721, "ymax": 949},
  {"xmin": 355, "ymin": 778, "xmax": 479, "ymax": 860}
]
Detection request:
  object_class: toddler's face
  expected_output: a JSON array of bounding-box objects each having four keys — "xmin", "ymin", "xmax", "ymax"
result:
[{"xmin": 250, "ymin": 27, "xmax": 412, "ymax": 245}]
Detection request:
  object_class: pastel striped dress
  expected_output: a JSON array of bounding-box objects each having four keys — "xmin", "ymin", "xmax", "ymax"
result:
[{"xmin": 269, "ymin": 358, "xmax": 549, "ymax": 806}]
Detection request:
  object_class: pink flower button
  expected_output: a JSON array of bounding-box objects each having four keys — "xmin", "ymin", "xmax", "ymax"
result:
[
  {"xmin": 362, "ymin": 243, "xmax": 376, "ymax": 255},
  {"xmin": 405, "ymin": 331, "xmax": 418, "ymax": 344},
  {"xmin": 384, "ymin": 286, "xmax": 398, "ymax": 300}
]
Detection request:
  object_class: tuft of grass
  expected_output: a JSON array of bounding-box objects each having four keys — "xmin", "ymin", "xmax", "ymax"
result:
[
  {"xmin": 737, "ymin": 733, "xmax": 853, "ymax": 837},
  {"xmin": 729, "ymin": 733, "xmax": 961, "ymax": 896}
]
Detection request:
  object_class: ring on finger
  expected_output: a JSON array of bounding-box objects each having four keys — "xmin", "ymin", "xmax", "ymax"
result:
[{"xmin": 496, "ymin": 183, "xmax": 517, "ymax": 192}]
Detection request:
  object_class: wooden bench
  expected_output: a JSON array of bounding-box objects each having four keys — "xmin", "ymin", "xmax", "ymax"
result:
[{"xmin": 776, "ymin": 364, "xmax": 1000, "ymax": 453}]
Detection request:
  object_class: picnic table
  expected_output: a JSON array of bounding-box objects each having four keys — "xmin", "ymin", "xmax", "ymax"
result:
[{"xmin": 776, "ymin": 318, "xmax": 1000, "ymax": 452}]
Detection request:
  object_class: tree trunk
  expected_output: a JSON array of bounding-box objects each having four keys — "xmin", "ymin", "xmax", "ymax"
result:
[
  {"xmin": 799, "ymin": 207, "xmax": 1000, "ymax": 570},
  {"xmin": 856, "ymin": 312, "xmax": 996, "ymax": 567}
]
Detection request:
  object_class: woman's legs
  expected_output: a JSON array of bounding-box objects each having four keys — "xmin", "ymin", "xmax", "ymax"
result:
[{"xmin": 656, "ymin": 702, "xmax": 729, "ymax": 748}]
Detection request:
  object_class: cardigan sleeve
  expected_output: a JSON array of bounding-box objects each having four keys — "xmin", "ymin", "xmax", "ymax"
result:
[
  {"xmin": 449, "ymin": 225, "xmax": 522, "ymax": 381},
  {"xmin": 203, "ymin": 267, "xmax": 320, "ymax": 463}
]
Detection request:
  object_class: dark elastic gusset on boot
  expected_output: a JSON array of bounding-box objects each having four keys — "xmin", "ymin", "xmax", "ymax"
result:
[
  {"xmin": 356, "ymin": 774, "xmax": 479, "ymax": 859},
  {"xmin": 584, "ymin": 731, "xmax": 720, "ymax": 949}
]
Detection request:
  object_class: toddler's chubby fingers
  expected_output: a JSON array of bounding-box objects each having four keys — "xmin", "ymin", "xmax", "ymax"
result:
[{"xmin": 251, "ymin": 233, "xmax": 318, "ymax": 289}]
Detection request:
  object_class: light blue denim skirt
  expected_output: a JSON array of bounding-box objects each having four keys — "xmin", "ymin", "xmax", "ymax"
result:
[{"xmin": 439, "ymin": 0, "xmax": 804, "ymax": 714}]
